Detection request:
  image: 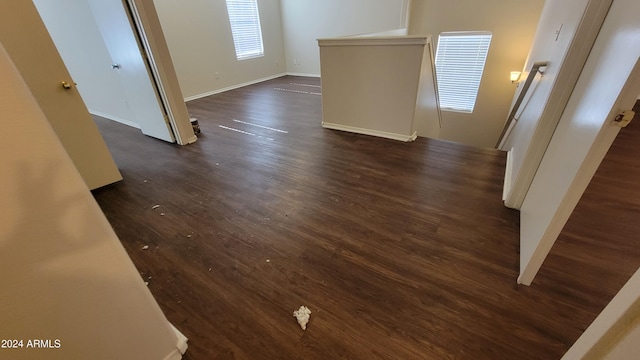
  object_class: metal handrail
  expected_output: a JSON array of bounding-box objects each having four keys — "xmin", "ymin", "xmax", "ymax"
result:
[{"xmin": 495, "ymin": 61, "xmax": 549, "ymax": 148}]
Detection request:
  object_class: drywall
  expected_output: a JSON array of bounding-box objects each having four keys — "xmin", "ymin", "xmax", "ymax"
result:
[
  {"xmin": 33, "ymin": 0, "xmax": 138, "ymax": 128},
  {"xmin": 318, "ymin": 36, "xmax": 427, "ymax": 141},
  {"xmin": 518, "ymin": 0, "xmax": 640, "ymax": 285},
  {"xmin": 280, "ymin": 0, "xmax": 408, "ymax": 76},
  {"xmin": 0, "ymin": 42, "xmax": 182, "ymax": 360},
  {"xmin": 408, "ymin": 0, "xmax": 544, "ymax": 148},
  {"xmin": 500, "ymin": 0, "xmax": 612, "ymax": 209},
  {"xmin": 153, "ymin": 0, "xmax": 286, "ymax": 100}
]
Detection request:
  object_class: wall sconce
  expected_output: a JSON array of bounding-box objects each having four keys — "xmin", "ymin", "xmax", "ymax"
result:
[{"xmin": 510, "ymin": 71, "xmax": 522, "ymax": 85}]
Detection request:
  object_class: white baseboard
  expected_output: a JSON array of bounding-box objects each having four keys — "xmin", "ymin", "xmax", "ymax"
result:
[
  {"xmin": 171, "ymin": 323, "xmax": 188, "ymax": 354},
  {"xmin": 286, "ymin": 72, "xmax": 321, "ymax": 78},
  {"xmin": 322, "ymin": 122, "xmax": 417, "ymax": 142},
  {"xmin": 503, "ymin": 148, "xmax": 514, "ymax": 201},
  {"xmin": 184, "ymin": 73, "xmax": 322, "ymax": 102},
  {"xmin": 184, "ymin": 73, "xmax": 287, "ymax": 102},
  {"xmin": 89, "ymin": 110, "xmax": 141, "ymax": 129},
  {"xmin": 161, "ymin": 323, "xmax": 189, "ymax": 360},
  {"xmin": 183, "ymin": 135, "xmax": 198, "ymax": 145},
  {"xmin": 162, "ymin": 350, "xmax": 183, "ymax": 360}
]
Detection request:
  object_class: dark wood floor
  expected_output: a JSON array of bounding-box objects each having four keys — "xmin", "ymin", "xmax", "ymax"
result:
[
  {"xmin": 532, "ymin": 100, "xmax": 640, "ymax": 333},
  {"xmin": 91, "ymin": 76, "xmax": 639, "ymax": 359}
]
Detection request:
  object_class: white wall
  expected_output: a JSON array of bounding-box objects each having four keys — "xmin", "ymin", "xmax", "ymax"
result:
[
  {"xmin": 33, "ymin": 0, "xmax": 139, "ymax": 128},
  {"xmin": 153, "ymin": 0, "xmax": 286, "ymax": 100},
  {"xmin": 501, "ymin": 0, "xmax": 611, "ymax": 209},
  {"xmin": 409, "ymin": 0, "xmax": 544, "ymax": 148},
  {"xmin": 319, "ymin": 36, "xmax": 428, "ymax": 141},
  {"xmin": 518, "ymin": 0, "xmax": 640, "ymax": 285},
  {"xmin": 280, "ymin": 0, "xmax": 408, "ymax": 76},
  {"xmin": 0, "ymin": 42, "xmax": 182, "ymax": 360}
]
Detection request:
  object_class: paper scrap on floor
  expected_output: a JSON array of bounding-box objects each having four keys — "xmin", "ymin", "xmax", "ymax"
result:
[{"xmin": 293, "ymin": 306, "xmax": 311, "ymax": 330}]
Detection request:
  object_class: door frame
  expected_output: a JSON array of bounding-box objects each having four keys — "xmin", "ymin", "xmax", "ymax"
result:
[{"xmin": 126, "ymin": 0, "xmax": 197, "ymax": 145}]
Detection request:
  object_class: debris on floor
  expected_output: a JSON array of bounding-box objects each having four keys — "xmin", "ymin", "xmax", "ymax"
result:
[
  {"xmin": 190, "ymin": 117, "xmax": 201, "ymax": 134},
  {"xmin": 142, "ymin": 245, "xmax": 149, "ymax": 250},
  {"xmin": 293, "ymin": 306, "xmax": 311, "ymax": 330},
  {"xmin": 266, "ymin": 259, "xmax": 270, "ymax": 263},
  {"xmin": 160, "ymin": 213, "xmax": 166, "ymax": 216},
  {"xmin": 152, "ymin": 204, "xmax": 160, "ymax": 210}
]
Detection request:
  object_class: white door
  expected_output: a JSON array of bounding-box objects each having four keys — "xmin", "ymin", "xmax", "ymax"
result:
[
  {"xmin": 0, "ymin": 1, "xmax": 122, "ymax": 190},
  {"xmin": 87, "ymin": 0, "xmax": 175, "ymax": 142}
]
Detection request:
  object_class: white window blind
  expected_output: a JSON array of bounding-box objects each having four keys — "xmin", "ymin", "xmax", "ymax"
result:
[
  {"xmin": 225, "ymin": 0, "xmax": 264, "ymax": 60},
  {"xmin": 435, "ymin": 32, "xmax": 492, "ymax": 113}
]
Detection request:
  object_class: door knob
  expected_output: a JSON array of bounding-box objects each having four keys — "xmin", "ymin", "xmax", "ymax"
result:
[
  {"xmin": 60, "ymin": 81, "xmax": 72, "ymax": 90},
  {"xmin": 111, "ymin": 64, "xmax": 121, "ymax": 69}
]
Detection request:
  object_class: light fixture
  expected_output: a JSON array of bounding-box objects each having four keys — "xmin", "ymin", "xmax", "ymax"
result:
[{"xmin": 510, "ymin": 71, "xmax": 522, "ymax": 84}]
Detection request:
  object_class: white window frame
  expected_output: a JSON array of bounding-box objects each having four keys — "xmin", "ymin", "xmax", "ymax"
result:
[
  {"xmin": 434, "ymin": 31, "xmax": 492, "ymax": 113},
  {"xmin": 225, "ymin": 0, "xmax": 264, "ymax": 60}
]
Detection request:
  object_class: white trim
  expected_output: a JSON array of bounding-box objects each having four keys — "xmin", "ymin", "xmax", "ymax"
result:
[
  {"xmin": 161, "ymin": 323, "xmax": 188, "ymax": 360},
  {"xmin": 89, "ymin": 110, "xmax": 141, "ymax": 129},
  {"xmin": 322, "ymin": 122, "xmax": 417, "ymax": 142},
  {"xmin": 562, "ymin": 267, "xmax": 640, "ymax": 359},
  {"xmin": 162, "ymin": 350, "xmax": 183, "ymax": 360},
  {"xmin": 498, "ymin": 118, "xmax": 516, "ymax": 150},
  {"xmin": 400, "ymin": 0, "xmax": 410, "ymax": 28},
  {"xmin": 170, "ymin": 323, "xmax": 188, "ymax": 354},
  {"xmin": 358, "ymin": 28, "xmax": 408, "ymax": 37},
  {"xmin": 502, "ymin": 148, "xmax": 513, "ymax": 201},
  {"xmin": 318, "ymin": 36, "xmax": 427, "ymax": 47},
  {"xmin": 502, "ymin": 0, "xmax": 613, "ymax": 210},
  {"xmin": 182, "ymin": 134, "xmax": 198, "ymax": 144},
  {"xmin": 286, "ymin": 72, "xmax": 320, "ymax": 78},
  {"xmin": 184, "ymin": 73, "xmax": 287, "ymax": 102},
  {"xmin": 127, "ymin": 0, "xmax": 196, "ymax": 146}
]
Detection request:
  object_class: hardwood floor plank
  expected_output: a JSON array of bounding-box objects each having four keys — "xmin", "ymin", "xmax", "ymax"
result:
[{"xmin": 90, "ymin": 76, "xmax": 637, "ymax": 359}]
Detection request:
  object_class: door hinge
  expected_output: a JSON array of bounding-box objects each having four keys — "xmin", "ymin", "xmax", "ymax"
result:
[
  {"xmin": 163, "ymin": 115, "xmax": 171, "ymax": 125},
  {"xmin": 613, "ymin": 110, "xmax": 635, "ymax": 128}
]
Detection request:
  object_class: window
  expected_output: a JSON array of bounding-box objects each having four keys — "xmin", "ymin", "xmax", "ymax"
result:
[
  {"xmin": 434, "ymin": 32, "xmax": 492, "ymax": 113},
  {"xmin": 225, "ymin": 0, "xmax": 264, "ymax": 60}
]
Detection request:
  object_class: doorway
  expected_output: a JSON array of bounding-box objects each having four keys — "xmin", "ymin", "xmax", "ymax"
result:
[{"xmin": 32, "ymin": 0, "xmax": 179, "ymax": 143}]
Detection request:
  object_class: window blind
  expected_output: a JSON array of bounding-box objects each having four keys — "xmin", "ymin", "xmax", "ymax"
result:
[
  {"xmin": 226, "ymin": 0, "xmax": 264, "ymax": 60},
  {"xmin": 435, "ymin": 32, "xmax": 492, "ymax": 113}
]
